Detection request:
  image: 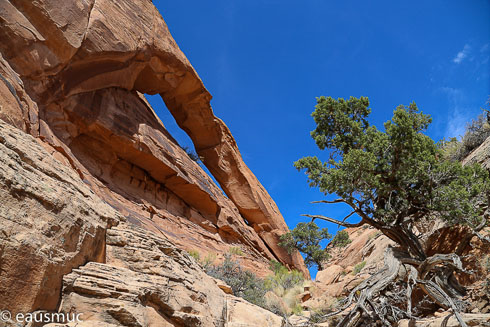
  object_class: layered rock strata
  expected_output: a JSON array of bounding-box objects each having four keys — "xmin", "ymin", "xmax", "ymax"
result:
[
  {"xmin": 0, "ymin": 119, "xmax": 120, "ymax": 313},
  {"xmin": 0, "ymin": 0, "xmax": 306, "ymax": 277},
  {"xmin": 51, "ymin": 224, "xmax": 284, "ymax": 327},
  {"xmin": 0, "ymin": 0, "xmax": 307, "ymax": 322}
]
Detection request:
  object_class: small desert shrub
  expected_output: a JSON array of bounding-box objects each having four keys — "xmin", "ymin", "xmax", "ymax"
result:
[
  {"xmin": 269, "ymin": 284, "xmax": 305, "ymax": 316},
  {"xmin": 264, "ymin": 261, "xmax": 306, "ymax": 316},
  {"xmin": 264, "ymin": 293, "xmax": 286, "ymax": 316},
  {"xmin": 266, "ymin": 260, "xmax": 304, "ymax": 290},
  {"xmin": 291, "ymin": 303, "xmax": 303, "ymax": 315},
  {"xmin": 331, "ymin": 230, "xmax": 352, "ymax": 248},
  {"xmin": 228, "ymin": 246, "xmax": 244, "ymax": 256},
  {"xmin": 187, "ymin": 249, "xmax": 201, "ymax": 261},
  {"xmin": 205, "ymin": 257, "xmax": 306, "ymax": 316},
  {"xmin": 201, "ymin": 252, "xmax": 216, "ymax": 269},
  {"xmin": 441, "ymin": 110, "xmax": 490, "ymax": 161},
  {"xmin": 353, "ymin": 261, "xmax": 366, "ymax": 275},
  {"xmin": 205, "ymin": 254, "xmax": 267, "ymax": 308}
]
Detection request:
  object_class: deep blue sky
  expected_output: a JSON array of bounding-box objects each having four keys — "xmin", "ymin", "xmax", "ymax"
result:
[{"xmin": 148, "ymin": 1, "xmax": 490, "ymax": 277}]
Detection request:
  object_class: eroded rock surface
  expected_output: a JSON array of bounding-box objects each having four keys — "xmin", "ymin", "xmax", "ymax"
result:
[
  {"xmin": 0, "ymin": 120, "xmax": 120, "ymax": 313},
  {"xmin": 0, "ymin": 0, "xmax": 306, "ymax": 276},
  {"xmin": 0, "ymin": 0, "xmax": 306, "ymax": 324},
  {"xmin": 303, "ymin": 227, "xmax": 394, "ymax": 311},
  {"xmin": 56, "ymin": 224, "xmax": 283, "ymax": 327}
]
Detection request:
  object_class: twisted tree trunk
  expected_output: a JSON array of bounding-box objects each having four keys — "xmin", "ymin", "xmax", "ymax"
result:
[{"xmin": 308, "ymin": 219, "xmax": 484, "ymax": 327}]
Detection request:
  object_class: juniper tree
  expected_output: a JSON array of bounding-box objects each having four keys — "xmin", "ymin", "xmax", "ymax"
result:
[
  {"xmin": 292, "ymin": 96, "xmax": 490, "ymax": 327},
  {"xmin": 279, "ymin": 222, "xmax": 331, "ymax": 270}
]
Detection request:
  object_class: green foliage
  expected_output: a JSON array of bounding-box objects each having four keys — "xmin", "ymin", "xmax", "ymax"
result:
[
  {"xmin": 201, "ymin": 252, "xmax": 216, "ymax": 269},
  {"xmin": 331, "ymin": 230, "xmax": 352, "ymax": 248},
  {"xmin": 228, "ymin": 246, "xmax": 244, "ymax": 256},
  {"xmin": 459, "ymin": 112, "xmax": 490, "ymax": 159},
  {"xmin": 353, "ymin": 261, "xmax": 366, "ymax": 275},
  {"xmin": 205, "ymin": 257, "xmax": 305, "ymax": 316},
  {"xmin": 291, "ymin": 303, "xmax": 303, "ymax": 315},
  {"xmin": 294, "ymin": 96, "xmax": 489, "ymax": 230},
  {"xmin": 269, "ymin": 259, "xmax": 284, "ymax": 274},
  {"xmin": 182, "ymin": 146, "xmax": 200, "ymax": 162},
  {"xmin": 279, "ymin": 222, "xmax": 331, "ymax": 269},
  {"xmin": 265, "ymin": 260, "xmax": 304, "ymax": 290},
  {"xmin": 187, "ymin": 249, "xmax": 200, "ymax": 261},
  {"xmin": 206, "ymin": 254, "xmax": 267, "ymax": 308},
  {"xmin": 440, "ymin": 110, "xmax": 490, "ymax": 162}
]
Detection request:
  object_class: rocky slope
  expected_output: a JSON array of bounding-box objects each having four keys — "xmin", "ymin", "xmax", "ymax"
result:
[{"xmin": 0, "ymin": 0, "xmax": 307, "ymax": 325}]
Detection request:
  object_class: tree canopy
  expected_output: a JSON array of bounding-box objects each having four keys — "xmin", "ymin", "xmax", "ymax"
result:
[
  {"xmin": 279, "ymin": 222, "xmax": 331, "ymax": 270},
  {"xmin": 294, "ymin": 97, "xmax": 488, "ymax": 257},
  {"xmin": 285, "ymin": 96, "xmax": 490, "ymax": 327}
]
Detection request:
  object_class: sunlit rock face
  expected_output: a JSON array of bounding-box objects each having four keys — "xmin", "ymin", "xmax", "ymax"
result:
[{"xmin": 0, "ymin": 0, "xmax": 307, "ymax": 323}]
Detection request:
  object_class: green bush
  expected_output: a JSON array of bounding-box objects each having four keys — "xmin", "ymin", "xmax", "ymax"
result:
[
  {"xmin": 265, "ymin": 260, "xmax": 304, "ymax": 290},
  {"xmin": 205, "ymin": 254, "xmax": 267, "ymax": 308},
  {"xmin": 331, "ymin": 230, "xmax": 352, "ymax": 248},
  {"xmin": 279, "ymin": 222, "xmax": 331, "ymax": 270},
  {"xmin": 228, "ymin": 246, "xmax": 244, "ymax": 256},
  {"xmin": 201, "ymin": 252, "xmax": 216, "ymax": 269},
  {"xmin": 205, "ymin": 257, "xmax": 307, "ymax": 316},
  {"xmin": 353, "ymin": 261, "xmax": 366, "ymax": 275},
  {"xmin": 187, "ymin": 249, "xmax": 201, "ymax": 261},
  {"xmin": 441, "ymin": 110, "xmax": 490, "ymax": 161},
  {"xmin": 291, "ymin": 303, "xmax": 303, "ymax": 315}
]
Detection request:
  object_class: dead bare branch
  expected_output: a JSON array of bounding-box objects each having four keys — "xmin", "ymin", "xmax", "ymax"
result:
[{"xmin": 301, "ymin": 214, "xmax": 365, "ymax": 228}]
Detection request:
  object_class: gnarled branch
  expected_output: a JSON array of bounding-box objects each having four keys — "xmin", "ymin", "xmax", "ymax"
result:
[{"xmin": 302, "ymin": 214, "xmax": 365, "ymax": 228}]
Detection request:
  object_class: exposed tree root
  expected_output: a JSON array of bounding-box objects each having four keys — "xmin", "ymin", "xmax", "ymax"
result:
[
  {"xmin": 302, "ymin": 198, "xmax": 490, "ymax": 327},
  {"xmin": 312, "ymin": 246, "xmax": 473, "ymax": 327}
]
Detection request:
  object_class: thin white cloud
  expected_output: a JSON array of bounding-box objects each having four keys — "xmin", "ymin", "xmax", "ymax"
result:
[
  {"xmin": 453, "ymin": 44, "xmax": 471, "ymax": 64},
  {"xmin": 440, "ymin": 87, "xmax": 470, "ymax": 139},
  {"xmin": 446, "ymin": 109, "xmax": 467, "ymax": 139}
]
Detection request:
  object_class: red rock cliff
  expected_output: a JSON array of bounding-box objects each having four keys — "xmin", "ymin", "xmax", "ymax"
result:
[{"xmin": 0, "ymin": 0, "xmax": 307, "ymax": 316}]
